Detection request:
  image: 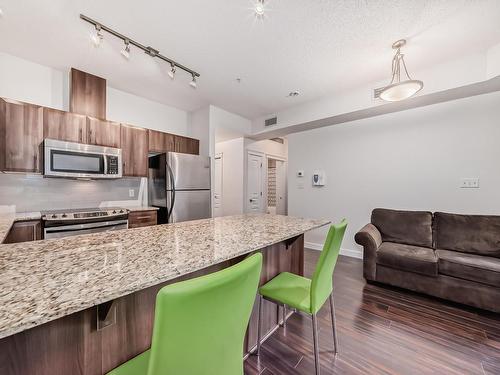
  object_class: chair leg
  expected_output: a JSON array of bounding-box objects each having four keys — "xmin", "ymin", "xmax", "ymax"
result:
[
  {"xmin": 312, "ymin": 314, "xmax": 321, "ymax": 375},
  {"xmin": 329, "ymin": 293, "xmax": 339, "ymax": 355},
  {"xmin": 282, "ymin": 305, "xmax": 287, "ymax": 329},
  {"xmin": 256, "ymin": 295, "xmax": 263, "ymax": 356}
]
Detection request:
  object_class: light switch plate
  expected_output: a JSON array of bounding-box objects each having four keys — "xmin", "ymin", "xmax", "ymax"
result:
[
  {"xmin": 297, "ymin": 170, "xmax": 304, "ymax": 177},
  {"xmin": 460, "ymin": 178, "xmax": 479, "ymax": 188}
]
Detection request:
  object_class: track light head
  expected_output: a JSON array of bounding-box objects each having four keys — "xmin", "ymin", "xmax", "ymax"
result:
[
  {"xmin": 168, "ymin": 63, "xmax": 176, "ymax": 79},
  {"xmin": 91, "ymin": 24, "xmax": 103, "ymax": 47},
  {"xmin": 120, "ymin": 39, "xmax": 131, "ymax": 59},
  {"xmin": 189, "ymin": 74, "xmax": 197, "ymax": 89}
]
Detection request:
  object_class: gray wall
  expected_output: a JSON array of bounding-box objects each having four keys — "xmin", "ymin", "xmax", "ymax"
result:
[{"xmin": 0, "ymin": 174, "xmax": 142, "ymax": 212}]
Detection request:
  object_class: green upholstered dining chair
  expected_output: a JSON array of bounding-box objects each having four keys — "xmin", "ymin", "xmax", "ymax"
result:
[
  {"xmin": 107, "ymin": 252, "xmax": 262, "ymax": 375},
  {"xmin": 256, "ymin": 220, "xmax": 347, "ymax": 375}
]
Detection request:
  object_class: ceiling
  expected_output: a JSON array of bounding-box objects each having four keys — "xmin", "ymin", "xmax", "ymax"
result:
[{"xmin": 0, "ymin": 0, "xmax": 499, "ymax": 119}]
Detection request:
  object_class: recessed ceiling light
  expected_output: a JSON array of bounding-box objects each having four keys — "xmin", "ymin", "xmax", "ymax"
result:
[
  {"xmin": 0, "ymin": 8, "xmax": 4, "ymax": 17},
  {"xmin": 287, "ymin": 91, "xmax": 300, "ymax": 97},
  {"xmin": 254, "ymin": 0, "xmax": 265, "ymax": 17}
]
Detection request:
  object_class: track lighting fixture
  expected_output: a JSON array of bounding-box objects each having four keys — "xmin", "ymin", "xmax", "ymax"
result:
[
  {"xmin": 120, "ymin": 39, "xmax": 131, "ymax": 59},
  {"xmin": 254, "ymin": 0, "xmax": 265, "ymax": 17},
  {"xmin": 379, "ymin": 39, "xmax": 423, "ymax": 102},
  {"xmin": 168, "ymin": 63, "xmax": 176, "ymax": 79},
  {"xmin": 80, "ymin": 14, "xmax": 200, "ymax": 86},
  {"xmin": 189, "ymin": 74, "xmax": 197, "ymax": 89},
  {"xmin": 91, "ymin": 24, "xmax": 103, "ymax": 47}
]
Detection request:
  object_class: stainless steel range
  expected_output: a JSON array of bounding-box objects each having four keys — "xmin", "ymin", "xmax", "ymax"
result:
[{"xmin": 41, "ymin": 207, "xmax": 129, "ymax": 239}]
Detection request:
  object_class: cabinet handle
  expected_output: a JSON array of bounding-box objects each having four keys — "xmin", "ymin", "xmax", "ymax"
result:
[
  {"xmin": 89, "ymin": 129, "xmax": 93, "ymax": 143},
  {"xmin": 79, "ymin": 128, "xmax": 83, "ymax": 142},
  {"xmin": 135, "ymin": 216, "xmax": 152, "ymax": 220}
]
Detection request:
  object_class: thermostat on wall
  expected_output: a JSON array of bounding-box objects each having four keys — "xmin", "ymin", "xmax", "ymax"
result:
[{"xmin": 312, "ymin": 171, "xmax": 326, "ymax": 186}]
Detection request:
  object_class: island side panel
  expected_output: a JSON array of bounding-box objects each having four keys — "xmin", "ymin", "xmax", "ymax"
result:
[{"xmin": 0, "ymin": 235, "xmax": 305, "ymax": 375}]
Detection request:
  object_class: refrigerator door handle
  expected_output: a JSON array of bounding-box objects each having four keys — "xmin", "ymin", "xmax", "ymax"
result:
[{"xmin": 167, "ymin": 164, "xmax": 176, "ymax": 222}]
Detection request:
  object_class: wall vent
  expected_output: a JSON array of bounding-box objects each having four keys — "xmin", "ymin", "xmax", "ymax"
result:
[
  {"xmin": 373, "ymin": 87, "xmax": 385, "ymax": 99},
  {"xmin": 270, "ymin": 138, "xmax": 284, "ymax": 144},
  {"xmin": 265, "ymin": 116, "xmax": 278, "ymax": 127}
]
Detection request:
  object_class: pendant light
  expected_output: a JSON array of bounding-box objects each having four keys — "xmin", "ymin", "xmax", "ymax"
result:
[{"xmin": 379, "ymin": 39, "xmax": 423, "ymax": 102}]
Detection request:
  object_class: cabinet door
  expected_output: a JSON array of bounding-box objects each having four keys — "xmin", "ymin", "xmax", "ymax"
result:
[
  {"xmin": 175, "ymin": 135, "xmax": 199, "ymax": 155},
  {"xmin": 121, "ymin": 125, "xmax": 148, "ymax": 177},
  {"xmin": 3, "ymin": 220, "xmax": 42, "ymax": 244},
  {"xmin": 43, "ymin": 107, "xmax": 87, "ymax": 143},
  {"xmin": 0, "ymin": 98, "xmax": 43, "ymax": 172},
  {"xmin": 87, "ymin": 117, "xmax": 121, "ymax": 148},
  {"xmin": 148, "ymin": 129, "xmax": 175, "ymax": 152}
]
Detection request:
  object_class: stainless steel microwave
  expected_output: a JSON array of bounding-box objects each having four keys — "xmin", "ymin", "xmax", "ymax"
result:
[{"xmin": 43, "ymin": 139, "xmax": 122, "ymax": 179}]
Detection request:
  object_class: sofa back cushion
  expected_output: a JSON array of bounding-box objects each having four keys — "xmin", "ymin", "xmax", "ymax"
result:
[
  {"xmin": 371, "ymin": 208, "xmax": 433, "ymax": 248},
  {"xmin": 434, "ymin": 212, "xmax": 500, "ymax": 258}
]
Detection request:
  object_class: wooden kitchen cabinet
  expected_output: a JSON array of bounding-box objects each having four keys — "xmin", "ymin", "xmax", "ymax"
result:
[
  {"xmin": 0, "ymin": 98, "xmax": 43, "ymax": 172},
  {"xmin": 3, "ymin": 220, "xmax": 42, "ymax": 244},
  {"xmin": 87, "ymin": 117, "xmax": 121, "ymax": 148},
  {"xmin": 128, "ymin": 210, "xmax": 157, "ymax": 228},
  {"xmin": 121, "ymin": 124, "xmax": 148, "ymax": 177},
  {"xmin": 148, "ymin": 129, "xmax": 175, "ymax": 153},
  {"xmin": 43, "ymin": 107, "xmax": 87, "ymax": 143},
  {"xmin": 175, "ymin": 135, "xmax": 199, "ymax": 155}
]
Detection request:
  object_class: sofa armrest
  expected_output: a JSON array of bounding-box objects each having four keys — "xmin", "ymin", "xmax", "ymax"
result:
[{"xmin": 355, "ymin": 223, "xmax": 382, "ymax": 281}]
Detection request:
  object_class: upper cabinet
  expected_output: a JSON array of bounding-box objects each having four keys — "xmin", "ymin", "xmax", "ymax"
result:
[
  {"xmin": 43, "ymin": 108, "xmax": 87, "ymax": 143},
  {"xmin": 148, "ymin": 129, "xmax": 175, "ymax": 153},
  {"xmin": 121, "ymin": 124, "xmax": 148, "ymax": 177},
  {"xmin": 0, "ymin": 98, "xmax": 43, "ymax": 172},
  {"xmin": 70, "ymin": 68, "xmax": 106, "ymax": 119},
  {"xmin": 87, "ymin": 117, "xmax": 121, "ymax": 148},
  {"xmin": 175, "ymin": 136, "xmax": 199, "ymax": 155}
]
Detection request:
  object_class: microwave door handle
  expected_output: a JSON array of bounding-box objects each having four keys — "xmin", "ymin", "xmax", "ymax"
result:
[{"xmin": 103, "ymin": 155, "xmax": 108, "ymax": 174}]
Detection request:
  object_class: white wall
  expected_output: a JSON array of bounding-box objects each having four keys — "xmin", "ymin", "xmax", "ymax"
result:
[
  {"xmin": 214, "ymin": 138, "xmax": 245, "ymax": 216},
  {"xmin": 288, "ymin": 91, "xmax": 500, "ymax": 257},
  {"xmin": 245, "ymin": 138, "xmax": 288, "ymax": 159},
  {"xmin": 0, "ymin": 52, "xmax": 190, "ymax": 136}
]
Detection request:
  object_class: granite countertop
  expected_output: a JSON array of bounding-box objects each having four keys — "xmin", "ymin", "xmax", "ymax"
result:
[
  {"xmin": 0, "ymin": 212, "xmax": 41, "ymax": 243},
  {"xmin": 0, "ymin": 214, "xmax": 329, "ymax": 339}
]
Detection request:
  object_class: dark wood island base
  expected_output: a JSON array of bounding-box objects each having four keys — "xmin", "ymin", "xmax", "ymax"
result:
[{"xmin": 0, "ymin": 235, "xmax": 304, "ymax": 375}]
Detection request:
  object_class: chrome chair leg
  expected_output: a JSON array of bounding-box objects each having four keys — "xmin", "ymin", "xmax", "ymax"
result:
[
  {"xmin": 282, "ymin": 305, "xmax": 287, "ymax": 329},
  {"xmin": 329, "ymin": 294, "xmax": 339, "ymax": 355},
  {"xmin": 312, "ymin": 314, "xmax": 320, "ymax": 375},
  {"xmin": 256, "ymin": 295, "xmax": 262, "ymax": 356}
]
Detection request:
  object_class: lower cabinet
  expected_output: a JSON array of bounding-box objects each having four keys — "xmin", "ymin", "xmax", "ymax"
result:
[
  {"xmin": 4, "ymin": 220, "xmax": 42, "ymax": 244},
  {"xmin": 128, "ymin": 210, "xmax": 158, "ymax": 228}
]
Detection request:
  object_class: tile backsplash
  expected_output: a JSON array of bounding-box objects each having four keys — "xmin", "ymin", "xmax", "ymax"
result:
[{"xmin": 0, "ymin": 173, "xmax": 146, "ymax": 212}]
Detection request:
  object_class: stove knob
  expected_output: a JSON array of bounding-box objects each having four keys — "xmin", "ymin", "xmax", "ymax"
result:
[
  {"xmin": 62, "ymin": 213, "xmax": 67, "ymax": 218},
  {"xmin": 51, "ymin": 214, "xmax": 57, "ymax": 219},
  {"xmin": 119, "ymin": 209, "xmax": 124, "ymax": 213},
  {"xmin": 112, "ymin": 210, "xmax": 117, "ymax": 214}
]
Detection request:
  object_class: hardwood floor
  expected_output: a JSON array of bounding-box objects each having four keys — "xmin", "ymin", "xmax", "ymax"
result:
[{"xmin": 244, "ymin": 249, "xmax": 500, "ymax": 374}]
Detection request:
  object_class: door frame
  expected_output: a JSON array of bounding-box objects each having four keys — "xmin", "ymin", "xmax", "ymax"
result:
[
  {"xmin": 245, "ymin": 151, "xmax": 266, "ymax": 213},
  {"xmin": 213, "ymin": 152, "xmax": 223, "ymax": 217},
  {"xmin": 265, "ymin": 155, "xmax": 288, "ymax": 215}
]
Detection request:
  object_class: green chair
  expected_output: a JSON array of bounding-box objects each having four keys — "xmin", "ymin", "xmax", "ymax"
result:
[
  {"xmin": 256, "ymin": 220, "xmax": 347, "ymax": 375},
  {"xmin": 107, "ymin": 252, "xmax": 262, "ymax": 375}
]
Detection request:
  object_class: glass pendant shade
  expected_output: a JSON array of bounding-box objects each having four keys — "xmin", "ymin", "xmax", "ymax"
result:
[
  {"xmin": 379, "ymin": 40, "xmax": 423, "ymax": 102},
  {"xmin": 379, "ymin": 79, "xmax": 423, "ymax": 102}
]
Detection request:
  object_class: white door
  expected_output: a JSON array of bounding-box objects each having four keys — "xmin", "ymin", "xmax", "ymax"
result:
[
  {"xmin": 246, "ymin": 153, "xmax": 263, "ymax": 212},
  {"xmin": 213, "ymin": 153, "xmax": 223, "ymax": 217},
  {"xmin": 275, "ymin": 159, "xmax": 287, "ymax": 215}
]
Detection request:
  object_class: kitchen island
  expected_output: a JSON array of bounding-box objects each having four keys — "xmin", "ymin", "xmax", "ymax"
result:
[{"xmin": 0, "ymin": 213, "xmax": 328, "ymax": 375}]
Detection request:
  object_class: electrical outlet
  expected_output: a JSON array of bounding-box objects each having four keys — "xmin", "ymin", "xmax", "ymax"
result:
[
  {"xmin": 460, "ymin": 178, "xmax": 479, "ymax": 189},
  {"xmin": 129, "ymin": 189, "xmax": 135, "ymax": 197}
]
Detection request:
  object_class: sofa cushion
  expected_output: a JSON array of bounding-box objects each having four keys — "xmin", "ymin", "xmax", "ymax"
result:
[
  {"xmin": 436, "ymin": 249, "xmax": 500, "ymax": 287},
  {"xmin": 377, "ymin": 242, "xmax": 438, "ymax": 276},
  {"xmin": 434, "ymin": 212, "xmax": 500, "ymax": 258},
  {"xmin": 371, "ymin": 208, "xmax": 433, "ymax": 248}
]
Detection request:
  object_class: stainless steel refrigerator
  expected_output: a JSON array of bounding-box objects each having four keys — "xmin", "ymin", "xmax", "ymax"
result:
[{"xmin": 148, "ymin": 152, "xmax": 211, "ymax": 223}]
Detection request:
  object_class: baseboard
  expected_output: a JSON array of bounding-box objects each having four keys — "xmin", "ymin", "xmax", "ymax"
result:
[{"xmin": 305, "ymin": 242, "xmax": 363, "ymax": 259}]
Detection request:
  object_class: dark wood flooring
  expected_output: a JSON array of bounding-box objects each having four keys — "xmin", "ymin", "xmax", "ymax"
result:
[{"xmin": 244, "ymin": 249, "xmax": 500, "ymax": 374}]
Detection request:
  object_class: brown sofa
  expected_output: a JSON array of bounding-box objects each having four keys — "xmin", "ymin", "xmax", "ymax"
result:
[{"xmin": 355, "ymin": 208, "xmax": 500, "ymax": 313}]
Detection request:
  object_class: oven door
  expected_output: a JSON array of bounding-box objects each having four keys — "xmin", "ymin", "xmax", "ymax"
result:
[{"xmin": 44, "ymin": 220, "xmax": 129, "ymax": 239}]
